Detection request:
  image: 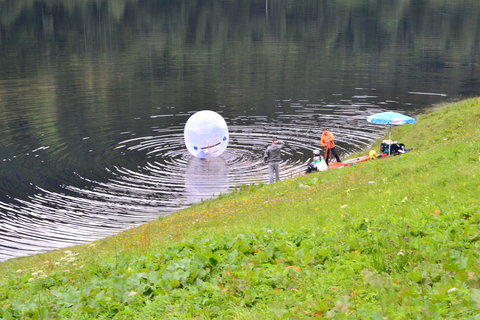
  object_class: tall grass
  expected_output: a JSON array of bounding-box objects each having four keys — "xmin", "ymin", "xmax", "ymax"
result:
[{"xmin": 1, "ymin": 98, "xmax": 479, "ymax": 319}]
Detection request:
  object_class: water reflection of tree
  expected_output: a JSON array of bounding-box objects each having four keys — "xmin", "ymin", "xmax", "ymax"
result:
[{"xmin": 1, "ymin": 1, "xmax": 478, "ymax": 60}]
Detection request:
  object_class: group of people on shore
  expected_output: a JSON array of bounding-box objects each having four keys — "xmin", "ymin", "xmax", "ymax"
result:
[{"xmin": 263, "ymin": 129, "xmax": 341, "ymax": 184}]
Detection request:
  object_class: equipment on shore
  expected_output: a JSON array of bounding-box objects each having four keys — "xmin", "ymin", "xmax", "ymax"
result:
[
  {"xmin": 366, "ymin": 111, "xmax": 416, "ymax": 155},
  {"xmin": 328, "ymin": 141, "xmax": 409, "ymax": 169}
]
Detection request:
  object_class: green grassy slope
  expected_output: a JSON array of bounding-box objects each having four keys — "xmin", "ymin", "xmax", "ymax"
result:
[{"xmin": 1, "ymin": 98, "xmax": 479, "ymax": 319}]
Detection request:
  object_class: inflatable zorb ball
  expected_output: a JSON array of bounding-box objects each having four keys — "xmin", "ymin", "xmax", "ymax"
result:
[{"xmin": 184, "ymin": 110, "xmax": 229, "ymax": 158}]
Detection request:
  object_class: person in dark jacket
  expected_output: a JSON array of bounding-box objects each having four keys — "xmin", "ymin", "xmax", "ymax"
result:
[{"xmin": 263, "ymin": 137, "xmax": 285, "ymax": 183}]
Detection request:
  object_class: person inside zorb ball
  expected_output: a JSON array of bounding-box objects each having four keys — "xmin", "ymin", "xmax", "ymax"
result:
[{"xmin": 184, "ymin": 110, "xmax": 229, "ymax": 159}]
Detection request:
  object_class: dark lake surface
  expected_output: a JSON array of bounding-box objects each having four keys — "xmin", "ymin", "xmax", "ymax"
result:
[{"xmin": 1, "ymin": 0, "xmax": 479, "ymax": 261}]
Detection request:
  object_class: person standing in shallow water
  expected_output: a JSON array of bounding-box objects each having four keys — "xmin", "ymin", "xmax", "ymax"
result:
[
  {"xmin": 320, "ymin": 128, "xmax": 341, "ymax": 165},
  {"xmin": 263, "ymin": 137, "xmax": 285, "ymax": 184}
]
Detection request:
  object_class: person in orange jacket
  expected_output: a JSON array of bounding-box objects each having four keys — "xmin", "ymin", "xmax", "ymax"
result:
[{"xmin": 320, "ymin": 128, "xmax": 341, "ymax": 165}]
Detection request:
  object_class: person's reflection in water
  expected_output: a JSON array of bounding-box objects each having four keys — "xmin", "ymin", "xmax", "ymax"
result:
[{"xmin": 184, "ymin": 157, "xmax": 229, "ymax": 203}]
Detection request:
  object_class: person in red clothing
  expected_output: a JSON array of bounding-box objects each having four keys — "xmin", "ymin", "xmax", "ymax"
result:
[{"xmin": 320, "ymin": 128, "xmax": 341, "ymax": 165}]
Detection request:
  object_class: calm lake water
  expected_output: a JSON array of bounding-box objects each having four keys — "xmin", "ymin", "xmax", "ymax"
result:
[{"xmin": 0, "ymin": 0, "xmax": 479, "ymax": 261}]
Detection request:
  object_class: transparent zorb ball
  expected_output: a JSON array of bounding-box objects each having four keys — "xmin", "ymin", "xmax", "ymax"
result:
[{"xmin": 184, "ymin": 110, "xmax": 229, "ymax": 158}]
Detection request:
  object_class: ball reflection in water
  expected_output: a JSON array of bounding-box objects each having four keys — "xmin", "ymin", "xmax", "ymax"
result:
[
  {"xmin": 184, "ymin": 110, "xmax": 229, "ymax": 158},
  {"xmin": 184, "ymin": 157, "xmax": 229, "ymax": 202}
]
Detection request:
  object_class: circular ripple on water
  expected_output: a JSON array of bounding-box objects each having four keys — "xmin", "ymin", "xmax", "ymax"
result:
[{"xmin": 0, "ymin": 102, "xmax": 390, "ymax": 261}]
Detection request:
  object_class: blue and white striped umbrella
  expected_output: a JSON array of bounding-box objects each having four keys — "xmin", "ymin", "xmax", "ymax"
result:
[{"xmin": 366, "ymin": 111, "xmax": 416, "ymax": 125}]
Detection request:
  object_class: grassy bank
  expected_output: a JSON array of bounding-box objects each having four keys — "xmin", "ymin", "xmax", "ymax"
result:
[{"xmin": 1, "ymin": 98, "xmax": 479, "ymax": 319}]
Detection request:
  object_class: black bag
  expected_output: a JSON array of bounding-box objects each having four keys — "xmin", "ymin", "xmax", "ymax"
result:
[
  {"xmin": 381, "ymin": 142, "xmax": 406, "ymax": 154},
  {"xmin": 380, "ymin": 142, "xmax": 391, "ymax": 153}
]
